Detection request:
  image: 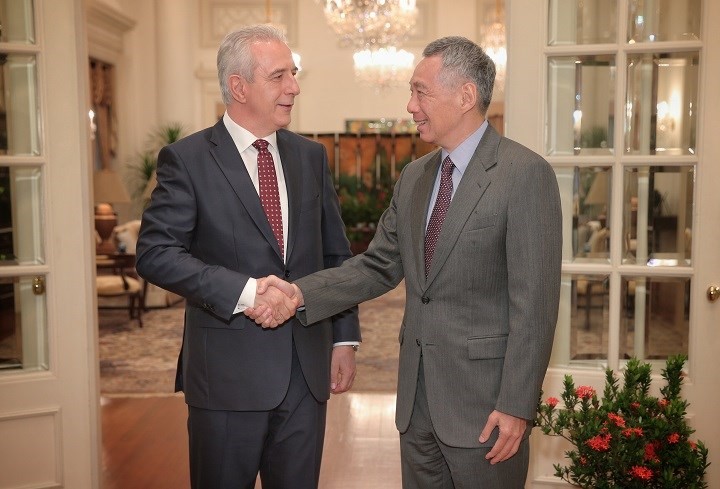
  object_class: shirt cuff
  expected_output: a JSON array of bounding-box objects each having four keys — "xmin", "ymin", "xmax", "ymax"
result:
[
  {"xmin": 233, "ymin": 277, "xmax": 258, "ymax": 314},
  {"xmin": 333, "ymin": 341, "xmax": 360, "ymax": 348}
]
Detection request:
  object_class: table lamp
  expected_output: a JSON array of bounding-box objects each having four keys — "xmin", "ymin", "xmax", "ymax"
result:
[{"xmin": 94, "ymin": 168, "xmax": 131, "ymax": 255}]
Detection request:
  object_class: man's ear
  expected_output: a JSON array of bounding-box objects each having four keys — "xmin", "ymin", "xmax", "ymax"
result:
[
  {"xmin": 460, "ymin": 81, "xmax": 478, "ymax": 113},
  {"xmin": 229, "ymin": 74, "xmax": 247, "ymax": 103}
]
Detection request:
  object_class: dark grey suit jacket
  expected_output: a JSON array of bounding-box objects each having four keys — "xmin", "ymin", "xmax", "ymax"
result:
[
  {"xmin": 136, "ymin": 120, "xmax": 360, "ymax": 411},
  {"xmin": 296, "ymin": 125, "xmax": 562, "ymax": 448}
]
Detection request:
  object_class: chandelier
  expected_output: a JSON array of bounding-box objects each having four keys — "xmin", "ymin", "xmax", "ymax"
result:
[
  {"xmin": 320, "ymin": 0, "xmax": 418, "ymax": 49},
  {"xmin": 319, "ymin": 1, "xmax": 418, "ymax": 89},
  {"xmin": 482, "ymin": 0, "xmax": 506, "ymax": 93},
  {"xmin": 353, "ymin": 46, "xmax": 414, "ymax": 90}
]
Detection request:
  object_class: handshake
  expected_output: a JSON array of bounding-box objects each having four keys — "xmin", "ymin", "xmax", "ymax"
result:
[{"xmin": 245, "ymin": 275, "xmax": 305, "ymax": 328}]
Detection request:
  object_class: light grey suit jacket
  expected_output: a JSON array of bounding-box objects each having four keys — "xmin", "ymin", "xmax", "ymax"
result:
[{"xmin": 296, "ymin": 125, "xmax": 562, "ymax": 448}]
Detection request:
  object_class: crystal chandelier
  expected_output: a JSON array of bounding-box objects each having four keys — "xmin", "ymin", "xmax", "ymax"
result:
[
  {"xmin": 482, "ymin": 0, "xmax": 506, "ymax": 93},
  {"xmin": 321, "ymin": 0, "xmax": 418, "ymax": 49},
  {"xmin": 319, "ymin": 1, "xmax": 418, "ymax": 89},
  {"xmin": 353, "ymin": 46, "xmax": 415, "ymax": 90}
]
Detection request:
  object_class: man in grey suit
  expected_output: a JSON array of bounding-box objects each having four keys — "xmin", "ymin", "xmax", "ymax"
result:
[
  {"xmin": 135, "ymin": 25, "xmax": 360, "ymax": 489},
  {"xmin": 250, "ymin": 36, "xmax": 562, "ymax": 488}
]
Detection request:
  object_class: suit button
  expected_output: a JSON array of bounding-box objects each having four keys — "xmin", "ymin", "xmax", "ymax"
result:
[
  {"xmin": 284, "ymin": 270, "xmax": 291, "ymax": 278},
  {"xmin": 416, "ymin": 339, "xmax": 421, "ymax": 346},
  {"xmin": 421, "ymin": 296, "xmax": 430, "ymax": 304}
]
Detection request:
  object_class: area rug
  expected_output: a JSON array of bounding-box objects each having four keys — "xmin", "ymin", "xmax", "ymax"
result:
[{"xmin": 99, "ymin": 283, "xmax": 405, "ymax": 395}]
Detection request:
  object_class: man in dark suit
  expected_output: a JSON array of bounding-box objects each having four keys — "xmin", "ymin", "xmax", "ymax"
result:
[
  {"xmin": 251, "ymin": 36, "xmax": 562, "ymax": 488},
  {"xmin": 135, "ymin": 24, "xmax": 360, "ymax": 489}
]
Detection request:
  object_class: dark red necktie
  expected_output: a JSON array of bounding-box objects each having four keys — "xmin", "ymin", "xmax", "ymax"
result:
[
  {"xmin": 253, "ymin": 139, "xmax": 284, "ymax": 256},
  {"xmin": 424, "ymin": 156, "xmax": 454, "ymax": 277}
]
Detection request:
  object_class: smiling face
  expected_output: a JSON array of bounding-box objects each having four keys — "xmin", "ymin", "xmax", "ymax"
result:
[
  {"xmin": 407, "ymin": 55, "xmax": 469, "ymax": 151},
  {"xmin": 229, "ymin": 39, "xmax": 300, "ymax": 137}
]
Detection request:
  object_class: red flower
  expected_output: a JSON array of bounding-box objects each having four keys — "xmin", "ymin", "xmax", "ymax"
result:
[
  {"xmin": 623, "ymin": 427, "xmax": 643, "ymax": 438},
  {"xmin": 668, "ymin": 433, "xmax": 680, "ymax": 444},
  {"xmin": 689, "ymin": 440, "xmax": 698, "ymax": 450},
  {"xmin": 644, "ymin": 442, "xmax": 659, "ymax": 463},
  {"xmin": 607, "ymin": 412, "xmax": 626, "ymax": 428},
  {"xmin": 659, "ymin": 398, "xmax": 669, "ymax": 408},
  {"xmin": 546, "ymin": 397, "xmax": 559, "ymax": 408},
  {"xmin": 580, "ymin": 456, "xmax": 587, "ymax": 465},
  {"xmin": 630, "ymin": 401, "xmax": 641, "ymax": 410},
  {"xmin": 630, "ymin": 465, "xmax": 654, "ymax": 480},
  {"xmin": 575, "ymin": 386, "xmax": 596, "ymax": 400},
  {"xmin": 586, "ymin": 434, "xmax": 612, "ymax": 451}
]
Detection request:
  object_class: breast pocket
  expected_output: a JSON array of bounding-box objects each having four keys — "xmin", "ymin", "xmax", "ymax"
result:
[{"xmin": 464, "ymin": 212, "xmax": 497, "ymax": 233}]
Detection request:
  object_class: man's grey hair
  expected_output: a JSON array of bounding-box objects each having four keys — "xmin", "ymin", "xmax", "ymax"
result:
[
  {"xmin": 422, "ymin": 36, "xmax": 496, "ymax": 115},
  {"xmin": 217, "ymin": 24, "xmax": 288, "ymax": 105}
]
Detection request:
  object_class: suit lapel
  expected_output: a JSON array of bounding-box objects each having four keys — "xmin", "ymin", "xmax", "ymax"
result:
[
  {"xmin": 424, "ymin": 126, "xmax": 500, "ymax": 286},
  {"xmin": 411, "ymin": 150, "xmax": 442, "ymax": 290},
  {"xmin": 277, "ymin": 129, "xmax": 302, "ymax": 262},
  {"xmin": 208, "ymin": 120, "xmax": 283, "ymax": 259}
]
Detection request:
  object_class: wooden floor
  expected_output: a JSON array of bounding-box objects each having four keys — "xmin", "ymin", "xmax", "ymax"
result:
[{"xmin": 101, "ymin": 392, "xmax": 402, "ymax": 489}]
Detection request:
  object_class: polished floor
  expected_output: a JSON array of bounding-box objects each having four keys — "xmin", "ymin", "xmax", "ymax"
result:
[{"xmin": 101, "ymin": 392, "xmax": 402, "ymax": 489}]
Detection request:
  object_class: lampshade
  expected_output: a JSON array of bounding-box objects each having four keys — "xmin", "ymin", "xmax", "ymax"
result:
[
  {"xmin": 93, "ymin": 169, "xmax": 130, "ymax": 255},
  {"xmin": 93, "ymin": 168, "xmax": 131, "ymax": 204}
]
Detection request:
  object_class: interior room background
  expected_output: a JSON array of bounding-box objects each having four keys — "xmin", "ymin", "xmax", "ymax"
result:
[{"xmin": 87, "ymin": 0, "xmax": 505, "ymax": 223}]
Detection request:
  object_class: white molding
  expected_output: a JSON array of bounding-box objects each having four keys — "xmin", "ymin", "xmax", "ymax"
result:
[
  {"xmin": 200, "ymin": 0, "xmax": 299, "ymax": 48},
  {"xmin": 85, "ymin": 1, "xmax": 136, "ymax": 61}
]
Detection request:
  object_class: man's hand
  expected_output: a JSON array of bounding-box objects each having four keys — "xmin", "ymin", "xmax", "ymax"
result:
[
  {"xmin": 245, "ymin": 275, "xmax": 304, "ymax": 328},
  {"xmin": 479, "ymin": 410, "xmax": 527, "ymax": 464},
  {"xmin": 246, "ymin": 277, "xmax": 299, "ymax": 329},
  {"xmin": 257, "ymin": 275, "xmax": 304, "ymax": 307},
  {"xmin": 330, "ymin": 345, "xmax": 356, "ymax": 394}
]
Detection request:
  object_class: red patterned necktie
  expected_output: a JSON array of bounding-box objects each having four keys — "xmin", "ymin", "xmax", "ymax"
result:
[
  {"xmin": 424, "ymin": 156, "xmax": 454, "ymax": 277},
  {"xmin": 253, "ymin": 139, "xmax": 284, "ymax": 256}
]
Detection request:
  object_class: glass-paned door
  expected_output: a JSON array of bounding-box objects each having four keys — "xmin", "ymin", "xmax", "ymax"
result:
[
  {"xmin": 0, "ymin": 0, "xmax": 100, "ymax": 487},
  {"xmin": 506, "ymin": 0, "xmax": 720, "ymax": 486}
]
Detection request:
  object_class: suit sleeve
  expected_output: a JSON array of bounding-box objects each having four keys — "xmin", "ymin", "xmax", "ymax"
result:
[
  {"xmin": 135, "ymin": 144, "xmax": 247, "ymax": 321},
  {"xmin": 496, "ymin": 151, "xmax": 562, "ymax": 420}
]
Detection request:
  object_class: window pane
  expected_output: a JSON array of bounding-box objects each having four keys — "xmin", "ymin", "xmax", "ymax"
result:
[
  {"xmin": 548, "ymin": 0, "xmax": 616, "ymax": 45},
  {"xmin": 621, "ymin": 276, "xmax": 690, "ymax": 361},
  {"xmin": 623, "ymin": 166, "xmax": 693, "ymax": 266},
  {"xmin": 628, "ymin": 0, "xmax": 700, "ymax": 43},
  {"xmin": 0, "ymin": 274, "xmax": 47, "ymax": 372},
  {"xmin": 625, "ymin": 52, "xmax": 698, "ymax": 155},
  {"xmin": 0, "ymin": 166, "xmax": 44, "ymax": 265},
  {"xmin": 547, "ymin": 55, "xmax": 615, "ymax": 155},
  {"xmin": 0, "ymin": 54, "xmax": 40, "ymax": 155},
  {"xmin": 553, "ymin": 274, "xmax": 610, "ymax": 367},
  {"xmin": 557, "ymin": 167, "xmax": 612, "ymax": 262},
  {"xmin": 0, "ymin": 0, "xmax": 35, "ymax": 44}
]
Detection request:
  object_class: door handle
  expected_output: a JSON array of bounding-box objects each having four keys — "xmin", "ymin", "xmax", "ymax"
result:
[{"xmin": 708, "ymin": 285, "xmax": 720, "ymax": 302}]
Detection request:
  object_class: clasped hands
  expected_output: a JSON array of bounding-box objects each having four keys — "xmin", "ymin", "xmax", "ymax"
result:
[{"xmin": 245, "ymin": 275, "xmax": 304, "ymax": 328}]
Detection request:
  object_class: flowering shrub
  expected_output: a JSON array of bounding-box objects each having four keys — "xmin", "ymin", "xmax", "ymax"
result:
[{"xmin": 535, "ymin": 355, "xmax": 709, "ymax": 488}]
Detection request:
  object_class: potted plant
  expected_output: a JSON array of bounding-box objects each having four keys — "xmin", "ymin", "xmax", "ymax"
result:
[
  {"xmin": 535, "ymin": 355, "xmax": 709, "ymax": 488},
  {"xmin": 126, "ymin": 122, "xmax": 185, "ymax": 207}
]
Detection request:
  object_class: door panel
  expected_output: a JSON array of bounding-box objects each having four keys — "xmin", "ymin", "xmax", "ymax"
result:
[
  {"xmin": 507, "ymin": 0, "xmax": 719, "ymax": 486},
  {"xmin": 0, "ymin": 0, "xmax": 99, "ymax": 487}
]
